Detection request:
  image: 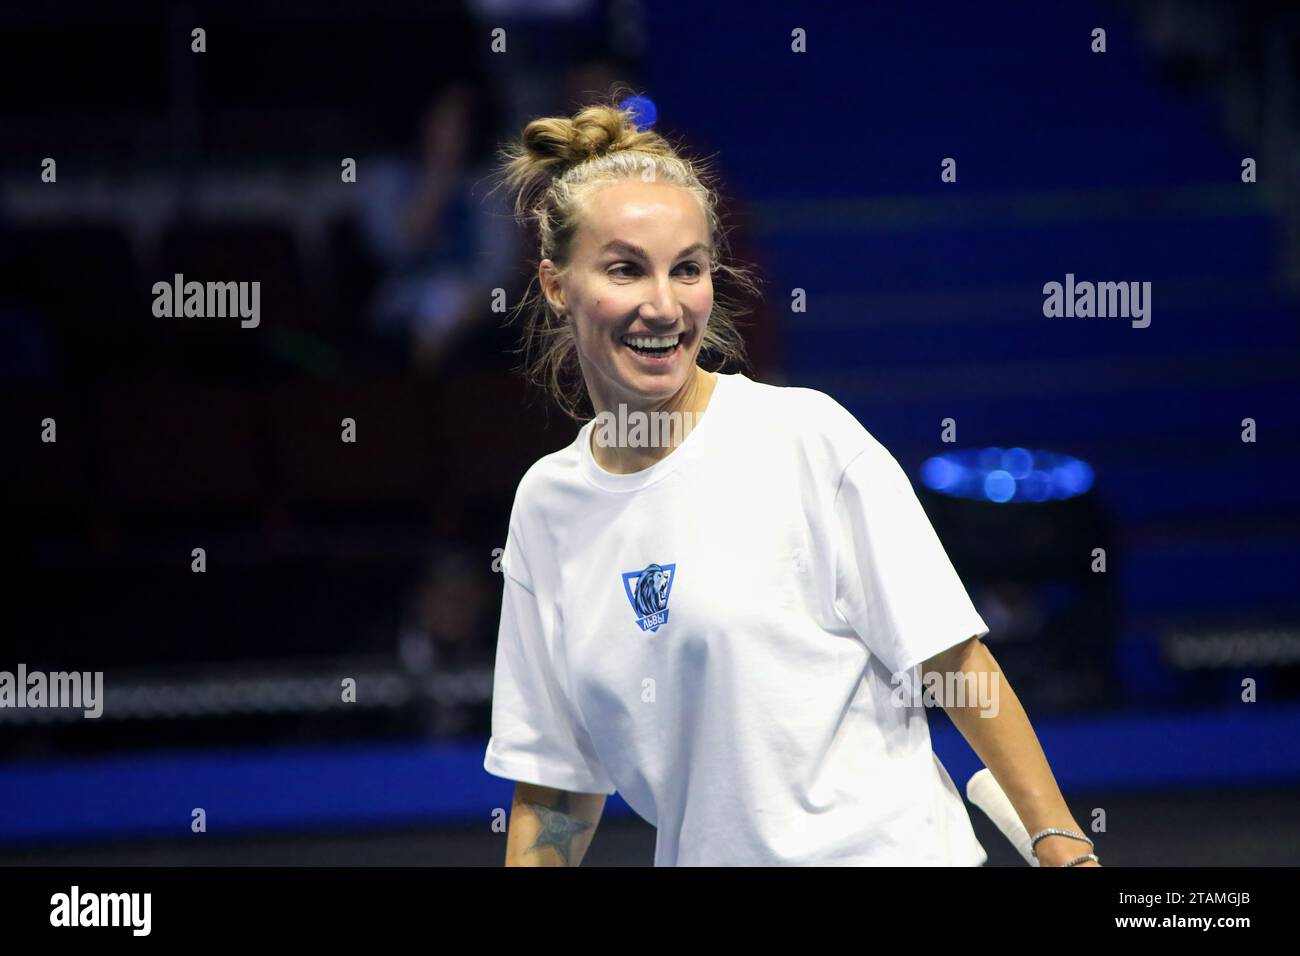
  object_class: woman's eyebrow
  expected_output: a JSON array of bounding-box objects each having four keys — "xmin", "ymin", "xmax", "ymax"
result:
[{"xmin": 599, "ymin": 240, "xmax": 708, "ymax": 260}]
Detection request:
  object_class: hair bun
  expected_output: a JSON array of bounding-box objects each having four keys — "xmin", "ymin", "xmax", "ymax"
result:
[{"xmin": 523, "ymin": 103, "xmax": 636, "ymax": 169}]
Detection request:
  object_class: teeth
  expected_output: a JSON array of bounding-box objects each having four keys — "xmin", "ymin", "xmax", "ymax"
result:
[{"xmin": 623, "ymin": 334, "xmax": 680, "ymax": 349}]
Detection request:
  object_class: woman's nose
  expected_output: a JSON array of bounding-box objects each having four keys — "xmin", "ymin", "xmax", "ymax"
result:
[{"xmin": 640, "ymin": 277, "xmax": 682, "ymax": 322}]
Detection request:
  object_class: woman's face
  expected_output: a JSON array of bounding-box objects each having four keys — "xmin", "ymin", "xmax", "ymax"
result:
[{"xmin": 540, "ymin": 179, "xmax": 713, "ymax": 412}]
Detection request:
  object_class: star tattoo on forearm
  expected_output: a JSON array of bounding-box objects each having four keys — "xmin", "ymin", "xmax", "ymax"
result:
[{"xmin": 521, "ymin": 792, "xmax": 595, "ymax": 865}]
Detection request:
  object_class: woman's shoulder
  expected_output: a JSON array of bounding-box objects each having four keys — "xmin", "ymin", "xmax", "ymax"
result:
[
  {"xmin": 513, "ymin": 432, "xmax": 585, "ymax": 503},
  {"xmin": 729, "ymin": 373, "xmax": 885, "ymax": 466}
]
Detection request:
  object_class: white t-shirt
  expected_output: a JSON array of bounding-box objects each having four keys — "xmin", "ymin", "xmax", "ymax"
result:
[{"xmin": 483, "ymin": 371, "xmax": 990, "ymax": 866}]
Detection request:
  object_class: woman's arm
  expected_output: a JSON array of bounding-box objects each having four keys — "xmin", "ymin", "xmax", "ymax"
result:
[
  {"xmin": 504, "ymin": 782, "xmax": 607, "ymax": 866},
  {"xmin": 921, "ymin": 637, "xmax": 1101, "ymax": 867}
]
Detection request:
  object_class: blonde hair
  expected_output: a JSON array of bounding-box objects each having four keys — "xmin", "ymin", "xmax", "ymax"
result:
[{"xmin": 493, "ymin": 88, "xmax": 761, "ymax": 421}]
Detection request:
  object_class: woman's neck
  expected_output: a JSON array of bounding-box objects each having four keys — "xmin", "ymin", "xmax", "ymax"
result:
[{"xmin": 589, "ymin": 367, "xmax": 718, "ymax": 475}]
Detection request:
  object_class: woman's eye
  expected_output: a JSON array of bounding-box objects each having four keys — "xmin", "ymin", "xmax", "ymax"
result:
[{"xmin": 608, "ymin": 262, "xmax": 702, "ymax": 278}]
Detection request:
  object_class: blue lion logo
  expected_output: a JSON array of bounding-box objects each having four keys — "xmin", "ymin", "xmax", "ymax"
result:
[
  {"xmin": 621, "ymin": 562, "xmax": 676, "ymax": 633},
  {"xmin": 634, "ymin": 564, "xmax": 670, "ymax": 616}
]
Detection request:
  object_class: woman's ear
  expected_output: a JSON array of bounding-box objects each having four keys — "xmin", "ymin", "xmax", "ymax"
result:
[{"xmin": 538, "ymin": 258, "xmax": 566, "ymax": 316}]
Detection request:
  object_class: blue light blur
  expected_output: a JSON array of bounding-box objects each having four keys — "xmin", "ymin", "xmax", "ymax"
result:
[{"xmin": 920, "ymin": 448, "xmax": 1095, "ymax": 503}]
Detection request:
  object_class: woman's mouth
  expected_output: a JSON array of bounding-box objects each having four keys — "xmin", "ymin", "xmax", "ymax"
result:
[{"xmin": 622, "ymin": 333, "xmax": 682, "ymax": 358}]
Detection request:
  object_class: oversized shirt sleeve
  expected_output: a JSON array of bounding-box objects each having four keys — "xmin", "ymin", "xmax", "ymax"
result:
[
  {"xmin": 483, "ymin": 525, "xmax": 616, "ymax": 795},
  {"xmin": 832, "ymin": 444, "xmax": 989, "ymax": 676}
]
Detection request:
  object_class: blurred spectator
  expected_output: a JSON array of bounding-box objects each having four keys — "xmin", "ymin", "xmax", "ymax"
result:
[
  {"xmin": 397, "ymin": 547, "xmax": 495, "ymax": 737},
  {"xmin": 358, "ymin": 80, "xmax": 517, "ymax": 374}
]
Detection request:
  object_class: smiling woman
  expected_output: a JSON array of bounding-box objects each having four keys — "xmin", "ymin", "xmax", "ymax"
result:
[{"xmin": 480, "ymin": 89, "xmax": 1099, "ymax": 868}]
